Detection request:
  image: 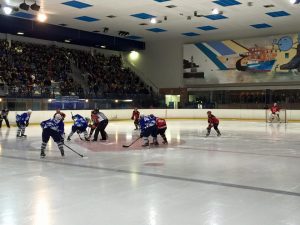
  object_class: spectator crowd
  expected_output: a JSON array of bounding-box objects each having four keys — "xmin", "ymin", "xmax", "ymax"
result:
[{"xmin": 0, "ymin": 39, "xmax": 153, "ymax": 99}]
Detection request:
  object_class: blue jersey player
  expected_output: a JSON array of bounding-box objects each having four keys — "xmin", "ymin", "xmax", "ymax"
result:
[
  {"xmin": 139, "ymin": 114, "xmax": 158, "ymax": 147},
  {"xmin": 16, "ymin": 109, "xmax": 32, "ymax": 138},
  {"xmin": 67, "ymin": 114, "xmax": 90, "ymax": 141},
  {"xmin": 40, "ymin": 114, "xmax": 65, "ymax": 158}
]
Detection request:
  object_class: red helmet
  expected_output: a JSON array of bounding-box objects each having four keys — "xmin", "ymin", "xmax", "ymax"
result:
[{"xmin": 207, "ymin": 111, "xmax": 212, "ymax": 115}]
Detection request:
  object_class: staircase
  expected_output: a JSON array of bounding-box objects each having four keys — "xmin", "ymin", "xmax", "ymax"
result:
[
  {"xmin": 121, "ymin": 55, "xmax": 159, "ymax": 94},
  {"xmin": 69, "ymin": 60, "xmax": 90, "ymax": 95}
]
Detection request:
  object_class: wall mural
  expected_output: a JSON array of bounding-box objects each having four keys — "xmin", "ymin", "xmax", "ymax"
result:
[{"xmin": 183, "ymin": 33, "xmax": 300, "ymax": 84}]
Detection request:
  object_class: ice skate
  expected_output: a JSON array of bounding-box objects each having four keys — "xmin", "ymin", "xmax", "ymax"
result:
[{"xmin": 40, "ymin": 151, "xmax": 46, "ymax": 158}]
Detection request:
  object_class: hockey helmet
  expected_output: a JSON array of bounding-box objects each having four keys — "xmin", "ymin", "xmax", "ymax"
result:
[
  {"xmin": 207, "ymin": 111, "xmax": 212, "ymax": 115},
  {"xmin": 27, "ymin": 109, "xmax": 32, "ymax": 114}
]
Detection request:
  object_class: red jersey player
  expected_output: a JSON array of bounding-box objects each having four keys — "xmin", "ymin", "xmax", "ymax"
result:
[
  {"xmin": 206, "ymin": 111, "xmax": 221, "ymax": 137},
  {"xmin": 270, "ymin": 103, "xmax": 280, "ymax": 122},
  {"xmin": 131, "ymin": 108, "xmax": 140, "ymax": 130},
  {"xmin": 155, "ymin": 116, "xmax": 168, "ymax": 144},
  {"xmin": 88, "ymin": 109, "xmax": 99, "ymax": 138}
]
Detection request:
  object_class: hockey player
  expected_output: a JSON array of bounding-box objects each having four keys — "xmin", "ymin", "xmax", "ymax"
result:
[
  {"xmin": 270, "ymin": 103, "xmax": 280, "ymax": 122},
  {"xmin": 206, "ymin": 111, "xmax": 221, "ymax": 137},
  {"xmin": 92, "ymin": 110, "xmax": 109, "ymax": 141},
  {"xmin": 155, "ymin": 116, "xmax": 168, "ymax": 144},
  {"xmin": 16, "ymin": 109, "xmax": 32, "ymax": 138},
  {"xmin": 88, "ymin": 110, "xmax": 99, "ymax": 139},
  {"xmin": 40, "ymin": 114, "xmax": 65, "ymax": 158},
  {"xmin": 53, "ymin": 108, "xmax": 66, "ymax": 121},
  {"xmin": 131, "ymin": 108, "xmax": 140, "ymax": 130},
  {"xmin": 139, "ymin": 114, "xmax": 158, "ymax": 147},
  {"xmin": 67, "ymin": 114, "xmax": 89, "ymax": 141},
  {"xmin": 0, "ymin": 108, "xmax": 10, "ymax": 128}
]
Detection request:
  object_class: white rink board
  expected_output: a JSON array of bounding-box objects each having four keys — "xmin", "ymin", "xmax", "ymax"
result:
[{"xmin": 5, "ymin": 109, "xmax": 300, "ymax": 125}]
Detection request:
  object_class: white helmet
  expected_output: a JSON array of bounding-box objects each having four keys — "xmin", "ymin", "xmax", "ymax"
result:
[
  {"xmin": 27, "ymin": 109, "xmax": 32, "ymax": 114},
  {"xmin": 54, "ymin": 114, "xmax": 62, "ymax": 121}
]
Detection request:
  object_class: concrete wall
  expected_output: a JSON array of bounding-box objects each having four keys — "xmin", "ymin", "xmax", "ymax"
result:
[
  {"xmin": 5, "ymin": 109, "xmax": 300, "ymax": 125},
  {"xmin": 125, "ymin": 39, "xmax": 185, "ymax": 89}
]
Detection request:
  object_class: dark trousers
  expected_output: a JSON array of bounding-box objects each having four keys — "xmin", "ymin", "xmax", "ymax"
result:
[
  {"xmin": 157, "ymin": 127, "xmax": 167, "ymax": 141},
  {"xmin": 42, "ymin": 128, "xmax": 61, "ymax": 143},
  {"xmin": 207, "ymin": 123, "xmax": 220, "ymax": 134},
  {"xmin": 143, "ymin": 125, "xmax": 157, "ymax": 138},
  {"xmin": 94, "ymin": 119, "xmax": 108, "ymax": 140},
  {"xmin": 0, "ymin": 116, "xmax": 10, "ymax": 128}
]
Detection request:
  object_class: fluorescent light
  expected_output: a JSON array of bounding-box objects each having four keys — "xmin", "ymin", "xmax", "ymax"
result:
[
  {"xmin": 150, "ymin": 18, "xmax": 157, "ymax": 24},
  {"xmin": 123, "ymin": 99, "xmax": 133, "ymax": 102},
  {"xmin": 101, "ymin": 45, "xmax": 106, "ymax": 48},
  {"xmin": 37, "ymin": 13, "xmax": 47, "ymax": 22},
  {"xmin": 211, "ymin": 8, "xmax": 219, "ymax": 15},
  {"xmin": 17, "ymin": 32, "xmax": 24, "ymax": 35},
  {"xmin": 3, "ymin": 6, "xmax": 13, "ymax": 15},
  {"xmin": 129, "ymin": 51, "xmax": 139, "ymax": 60},
  {"xmin": 64, "ymin": 39, "xmax": 71, "ymax": 43}
]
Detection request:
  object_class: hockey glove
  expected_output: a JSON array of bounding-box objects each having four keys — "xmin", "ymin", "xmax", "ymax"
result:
[
  {"xmin": 140, "ymin": 133, "xmax": 144, "ymax": 138},
  {"xmin": 26, "ymin": 121, "xmax": 29, "ymax": 127}
]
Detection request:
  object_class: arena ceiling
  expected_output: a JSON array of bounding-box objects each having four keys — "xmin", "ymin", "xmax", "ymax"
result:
[{"xmin": 0, "ymin": 0, "xmax": 300, "ymax": 43}]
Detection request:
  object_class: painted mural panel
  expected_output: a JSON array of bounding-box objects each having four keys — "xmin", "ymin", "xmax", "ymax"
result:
[{"xmin": 183, "ymin": 33, "xmax": 300, "ymax": 84}]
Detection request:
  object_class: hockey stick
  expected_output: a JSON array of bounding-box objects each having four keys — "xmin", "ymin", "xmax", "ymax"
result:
[
  {"xmin": 122, "ymin": 137, "xmax": 141, "ymax": 148},
  {"xmin": 77, "ymin": 132, "xmax": 83, "ymax": 141},
  {"xmin": 63, "ymin": 143, "xmax": 86, "ymax": 158}
]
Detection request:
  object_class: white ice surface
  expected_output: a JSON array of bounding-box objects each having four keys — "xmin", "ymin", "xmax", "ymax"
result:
[{"xmin": 0, "ymin": 120, "xmax": 300, "ymax": 225}]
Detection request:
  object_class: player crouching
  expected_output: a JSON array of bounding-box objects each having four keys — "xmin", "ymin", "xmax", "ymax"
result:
[
  {"xmin": 16, "ymin": 109, "xmax": 32, "ymax": 138},
  {"xmin": 139, "ymin": 114, "xmax": 158, "ymax": 147},
  {"xmin": 206, "ymin": 111, "xmax": 221, "ymax": 137},
  {"xmin": 150, "ymin": 114, "xmax": 168, "ymax": 144},
  {"xmin": 40, "ymin": 114, "xmax": 65, "ymax": 158},
  {"xmin": 67, "ymin": 114, "xmax": 90, "ymax": 141}
]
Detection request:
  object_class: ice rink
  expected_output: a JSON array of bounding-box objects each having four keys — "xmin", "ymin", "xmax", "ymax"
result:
[{"xmin": 1, "ymin": 120, "xmax": 300, "ymax": 225}]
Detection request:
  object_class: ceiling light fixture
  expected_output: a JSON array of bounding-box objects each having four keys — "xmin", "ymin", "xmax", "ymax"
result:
[
  {"xmin": 101, "ymin": 45, "xmax": 106, "ymax": 48},
  {"xmin": 211, "ymin": 8, "xmax": 220, "ymax": 15},
  {"xmin": 19, "ymin": 0, "xmax": 29, "ymax": 11},
  {"xmin": 194, "ymin": 11, "xmax": 204, "ymax": 17},
  {"xmin": 103, "ymin": 27, "xmax": 109, "ymax": 33},
  {"xmin": 31, "ymin": 1, "xmax": 40, "ymax": 11},
  {"xmin": 64, "ymin": 39, "xmax": 71, "ymax": 43},
  {"xmin": 17, "ymin": 32, "xmax": 24, "ymax": 35},
  {"xmin": 3, "ymin": 6, "xmax": 13, "ymax": 15},
  {"xmin": 118, "ymin": 31, "xmax": 130, "ymax": 36},
  {"xmin": 150, "ymin": 18, "xmax": 157, "ymax": 24},
  {"xmin": 37, "ymin": 13, "xmax": 47, "ymax": 22}
]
